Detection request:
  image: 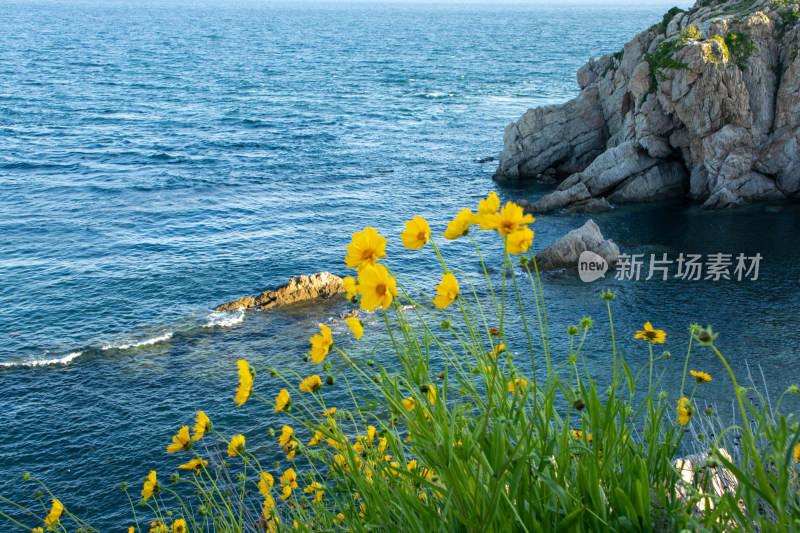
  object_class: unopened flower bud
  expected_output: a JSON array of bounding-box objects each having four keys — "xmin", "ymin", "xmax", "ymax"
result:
[
  {"xmin": 420, "ymin": 385, "xmax": 429, "ymax": 393},
  {"xmin": 268, "ymin": 428, "xmax": 275, "ymax": 437},
  {"xmin": 438, "ymin": 372, "xmax": 445, "ymax": 380},
  {"xmin": 326, "ymin": 375, "xmax": 335, "ymax": 385},
  {"xmin": 662, "ymin": 351, "xmax": 671, "ymax": 360},
  {"xmin": 21, "ymin": 473, "xmax": 30, "ymax": 481},
  {"xmin": 441, "ymin": 320, "xmax": 451, "ymax": 330},
  {"xmin": 171, "ymin": 473, "xmax": 179, "ymax": 484},
  {"xmin": 573, "ymin": 399, "xmax": 586, "ymax": 411}
]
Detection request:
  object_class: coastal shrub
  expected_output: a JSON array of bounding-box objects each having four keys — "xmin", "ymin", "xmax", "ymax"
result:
[
  {"xmin": 2, "ymin": 195, "xmax": 800, "ymax": 532},
  {"xmin": 704, "ymin": 35, "xmax": 731, "ymax": 65},
  {"xmin": 642, "ymin": 39, "xmax": 691, "ymax": 100},
  {"xmin": 654, "ymin": 7, "xmax": 686, "ymax": 34},
  {"xmin": 724, "ymin": 31, "xmax": 758, "ymax": 70},
  {"xmin": 680, "ymin": 24, "xmax": 702, "ymax": 42}
]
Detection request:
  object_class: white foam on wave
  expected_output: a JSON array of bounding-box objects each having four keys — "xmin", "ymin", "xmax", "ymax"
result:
[
  {"xmin": 0, "ymin": 351, "xmax": 82, "ymax": 368},
  {"xmin": 204, "ymin": 309, "xmax": 244, "ymax": 328},
  {"xmin": 102, "ymin": 331, "xmax": 174, "ymax": 351}
]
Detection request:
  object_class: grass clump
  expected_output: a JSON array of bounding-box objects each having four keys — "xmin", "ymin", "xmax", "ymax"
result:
[
  {"xmin": 680, "ymin": 24, "xmax": 702, "ymax": 42},
  {"xmin": 705, "ymin": 35, "xmax": 731, "ymax": 64},
  {"xmin": 725, "ymin": 31, "xmax": 758, "ymax": 69},
  {"xmin": 642, "ymin": 39, "xmax": 691, "ymax": 100},
  {"xmin": 2, "ymin": 196, "xmax": 800, "ymax": 532}
]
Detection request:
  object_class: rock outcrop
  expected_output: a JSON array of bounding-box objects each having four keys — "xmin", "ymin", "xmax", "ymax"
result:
[
  {"xmin": 216, "ymin": 272, "xmax": 345, "ymax": 311},
  {"xmin": 496, "ymin": 0, "xmax": 800, "ymax": 209},
  {"xmin": 535, "ymin": 220, "xmax": 620, "ymax": 271}
]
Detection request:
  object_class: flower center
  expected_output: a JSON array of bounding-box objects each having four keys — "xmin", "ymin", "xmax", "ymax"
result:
[
  {"xmin": 375, "ymin": 283, "xmax": 386, "ymax": 296},
  {"xmin": 417, "ymin": 231, "xmax": 426, "ymax": 241},
  {"xmin": 362, "ymin": 249, "xmax": 375, "ymax": 260}
]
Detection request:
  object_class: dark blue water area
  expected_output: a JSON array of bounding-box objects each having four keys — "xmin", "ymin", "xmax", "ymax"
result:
[{"xmin": 1, "ymin": 0, "xmax": 798, "ymax": 529}]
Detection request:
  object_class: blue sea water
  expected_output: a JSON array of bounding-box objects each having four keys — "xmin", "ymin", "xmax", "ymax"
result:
[{"xmin": 1, "ymin": 0, "xmax": 799, "ymax": 528}]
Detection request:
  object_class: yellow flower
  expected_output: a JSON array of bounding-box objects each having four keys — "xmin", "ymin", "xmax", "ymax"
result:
[
  {"xmin": 794, "ymin": 443, "xmax": 800, "ymax": 463},
  {"xmin": 284, "ymin": 440, "xmax": 298, "ymax": 460},
  {"xmin": 367, "ymin": 425, "xmax": 377, "ymax": 443},
  {"xmin": 492, "ymin": 201, "xmax": 535, "ymax": 236},
  {"xmin": 343, "ymin": 276, "xmax": 358, "ymax": 300},
  {"xmin": 280, "ymin": 468, "xmax": 298, "ymax": 499},
  {"xmin": 344, "ymin": 226, "xmax": 387, "ymax": 271},
  {"xmin": 192, "ymin": 411, "xmax": 210, "ymax": 440},
  {"xmin": 690, "ymin": 370, "xmax": 712, "ymax": 383},
  {"xmin": 178, "ymin": 458, "xmax": 208, "ymax": 473},
  {"xmin": 167, "ymin": 426, "xmax": 192, "ymax": 453},
  {"xmin": 304, "ymin": 482, "xmax": 324, "ymax": 503},
  {"xmin": 300, "ymin": 375, "xmax": 323, "ymax": 393},
  {"xmin": 308, "ymin": 430, "xmax": 324, "ymax": 446},
  {"xmin": 308, "ymin": 324, "xmax": 333, "ymax": 363},
  {"xmin": 262, "ymin": 493, "xmax": 276, "ymax": 519},
  {"xmin": 357, "ymin": 263, "xmax": 397, "ymax": 311},
  {"xmin": 34, "ymin": 528, "xmax": 45, "ymax": 533},
  {"xmin": 141, "ymin": 471, "xmax": 158, "ymax": 502},
  {"xmin": 258, "ymin": 472, "xmax": 275, "ymax": 496},
  {"xmin": 334, "ymin": 512, "xmax": 345, "ymax": 525},
  {"xmin": 323, "ymin": 407, "xmax": 337, "ymax": 418},
  {"xmin": 488, "ymin": 344, "xmax": 505, "ymax": 358},
  {"xmin": 400, "ymin": 216, "xmax": 431, "ymax": 250},
  {"xmin": 426, "ymin": 387, "xmax": 437, "ymax": 404},
  {"xmin": 274, "ymin": 389, "xmax": 291, "ymax": 412},
  {"xmin": 442, "ymin": 208, "xmax": 474, "ymax": 240},
  {"xmin": 128, "ymin": 528, "xmax": 134, "ymax": 533},
  {"xmin": 402, "ymin": 397, "xmax": 415, "ymax": 411},
  {"xmin": 44, "ymin": 499, "xmax": 63, "ymax": 530},
  {"xmin": 432, "ymin": 272, "xmax": 459, "ymax": 309},
  {"xmin": 278, "ymin": 425, "xmax": 294, "ymax": 446},
  {"xmin": 234, "ymin": 359, "xmax": 253, "ymax": 407},
  {"xmin": 346, "ymin": 317, "xmax": 364, "ymax": 339},
  {"xmin": 171, "ymin": 519, "xmax": 187, "ymax": 533},
  {"xmin": 677, "ymin": 398, "xmax": 692, "ymax": 425},
  {"xmin": 227, "ymin": 434, "xmax": 246, "ymax": 457},
  {"xmin": 150, "ymin": 521, "xmax": 167, "ymax": 533},
  {"xmin": 508, "ymin": 378, "xmax": 528, "ymax": 394},
  {"xmin": 506, "ymin": 226, "xmax": 534, "ymax": 255},
  {"xmin": 635, "ymin": 322, "xmax": 666, "ymax": 344},
  {"xmin": 472, "ymin": 191, "xmax": 501, "ymax": 230},
  {"xmin": 572, "ymin": 429, "xmax": 583, "ymax": 440}
]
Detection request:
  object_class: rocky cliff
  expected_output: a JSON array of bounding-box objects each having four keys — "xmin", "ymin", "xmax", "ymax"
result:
[{"xmin": 495, "ymin": 0, "xmax": 800, "ymax": 209}]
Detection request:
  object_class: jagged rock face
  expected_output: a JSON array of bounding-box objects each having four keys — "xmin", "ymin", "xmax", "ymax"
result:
[
  {"xmin": 216, "ymin": 272, "xmax": 345, "ymax": 311},
  {"xmin": 535, "ymin": 219, "xmax": 620, "ymax": 271},
  {"xmin": 495, "ymin": 0, "xmax": 800, "ymax": 210}
]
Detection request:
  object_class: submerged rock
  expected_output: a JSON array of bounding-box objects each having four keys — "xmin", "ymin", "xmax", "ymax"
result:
[
  {"xmin": 495, "ymin": 0, "xmax": 800, "ymax": 209},
  {"xmin": 216, "ymin": 272, "xmax": 345, "ymax": 311},
  {"xmin": 535, "ymin": 220, "xmax": 620, "ymax": 271}
]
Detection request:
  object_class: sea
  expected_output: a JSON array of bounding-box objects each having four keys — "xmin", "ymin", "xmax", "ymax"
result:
[{"xmin": 1, "ymin": 0, "xmax": 798, "ymax": 528}]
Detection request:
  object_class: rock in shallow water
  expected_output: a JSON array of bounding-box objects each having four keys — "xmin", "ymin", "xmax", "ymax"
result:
[
  {"xmin": 535, "ymin": 220, "xmax": 620, "ymax": 271},
  {"xmin": 216, "ymin": 272, "xmax": 345, "ymax": 311}
]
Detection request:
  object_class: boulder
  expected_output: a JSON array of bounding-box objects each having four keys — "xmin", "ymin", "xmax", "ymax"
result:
[
  {"xmin": 535, "ymin": 220, "xmax": 620, "ymax": 271},
  {"xmin": 216, "ymin": 272, "xmax": 345, "ymax": 311},
  {"xmin": 494, "ymin": 0, "xmax": 799, "ymax": 208}
]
